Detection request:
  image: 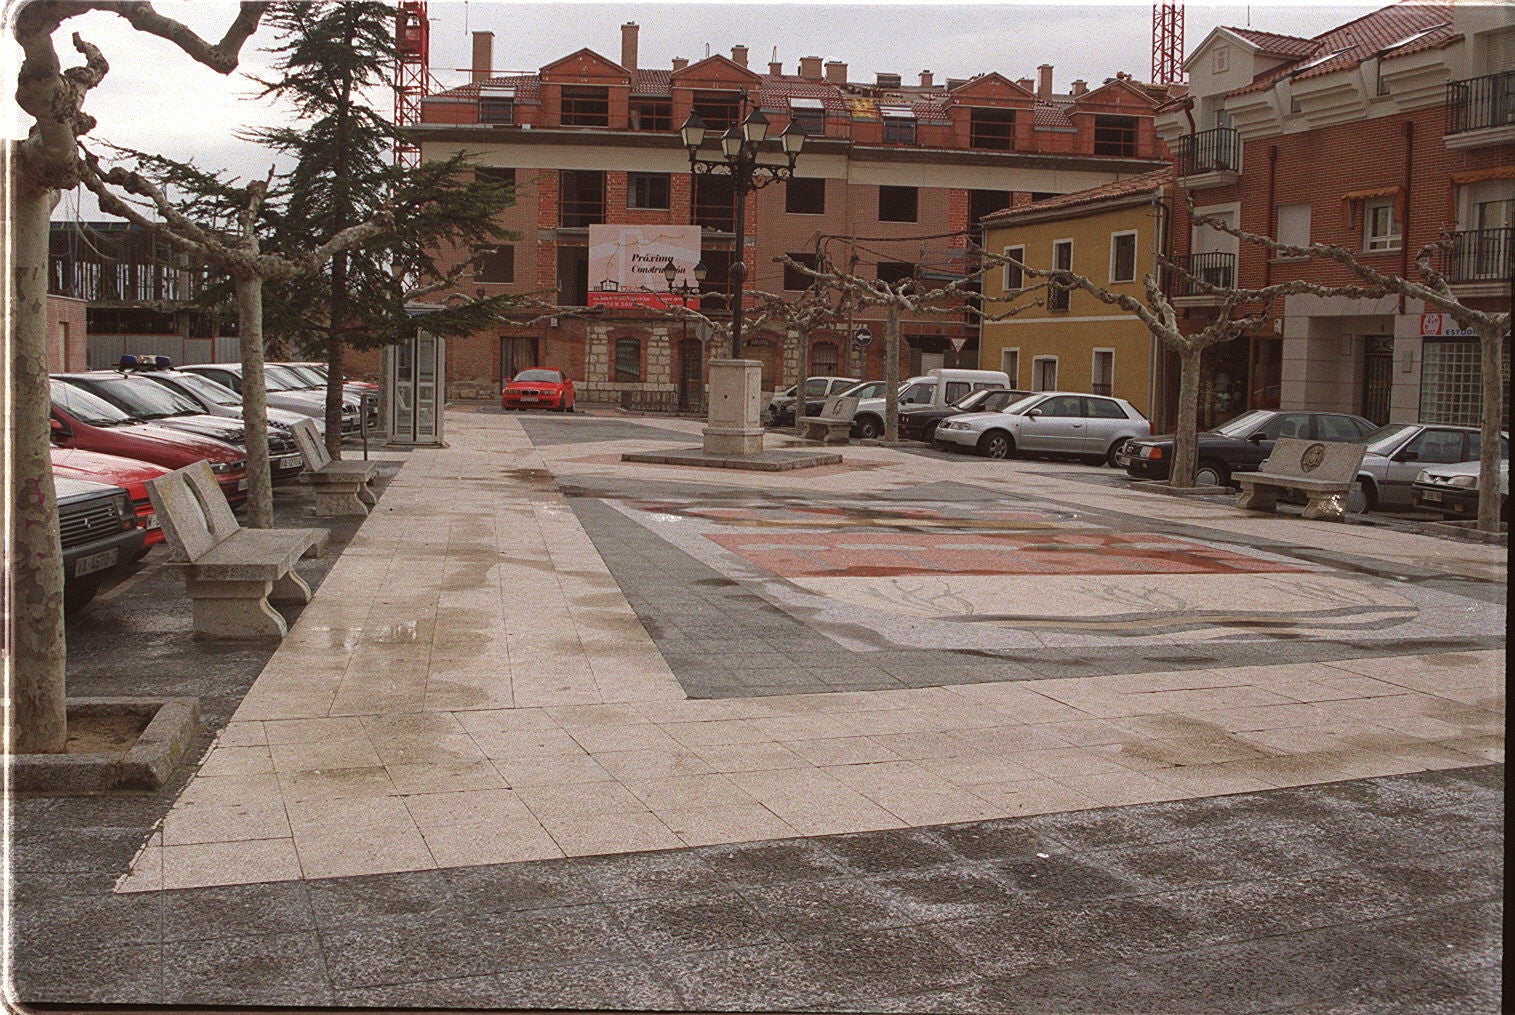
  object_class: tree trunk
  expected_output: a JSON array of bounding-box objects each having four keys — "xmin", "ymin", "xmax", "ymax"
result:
[
  {"xmin": 1170, "ymin": 345, "xmax": 1202, "ymax": 488},
  {"xmin": 792, "ymin": 326, "xmax": 808, "ymax": 437},
  {"xmin": 234, "ymin": 274, "xmax": 274, "ymax": 529},
  {"xmin": 324, "ymin": 255, "xmax": 347, "ymax": 460},
  {"xmin": 1476, "ymin": 323, "xmax": 1505, "ymax": 533},
  {"xmin": 883, "ymin": 303, "xmax": 901, "ymax": 442},
  {"xmin": 7, "ymin": 164, "xmax": 69, "ymax": 753}
]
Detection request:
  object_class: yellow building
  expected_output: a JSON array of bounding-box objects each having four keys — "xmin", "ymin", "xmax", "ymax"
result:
[{"xmin": 979, "ymin": 167, "xmax": 1172, "ymax": 420}]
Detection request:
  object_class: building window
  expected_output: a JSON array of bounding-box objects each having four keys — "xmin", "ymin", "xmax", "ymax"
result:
[
  {"xmin": 811, "ymin": 341, "xmax": 839, "ymax": 375},
  {"xmin": 1421, "ymin": 339, "xmax": 1512, "ymax": 427},
  {"xmin": 629, "ymin": 99, "xmax": 671, "ymax": 131},
  {"xmin": 786, "ymin": 177, "xmax": 825, "ymax": 215},
  {"xmin": 1275, "ymin": 202, "xmax": 1311, "ymax": 250},
  {"xmin": 1033, "ymin": 356, "xmax": 1058, "ymax": 391},
  {"xmin": 1212, "ymin": 46, "xmax": 1229, "ymax": 73},
  {"xmin": 969, "ymin": 189, "xmax": 1011, "ymax": 223},
  {"xmin": 879, "ymin": 186, "xmax": 918, "ymax": 222},
  {"xmin": 783, "ymin": 252, "xmax": 819, "ymax": 291},
  {"xmin": 1110, "ymin": 231, "xmax": 1137, "ymax": 283},
  {"xmin": 1091, "ymin": 349, "xmax": 1114, "ymax": 395},
  {"xmin": 699, "ymin": 248, "xmax": 732, "ymax": 296},
  {"xmin": 560, "ymin": 170, "xmax": 605, "ymax": 227},
  {"xmin": 694, "ymin": 174, "xmax": 736, "ymax": 232},
  {"xmin": 876, "ymin": 261, "xmax": 914, "ymax": 286},
  {"xmin": 1002, "ymin": 246, "xmax": 1025, "ymax": 292},
  {"xmin": 1093, "ymin": 115, "xmax": 1139, "ymax": 156},
  {"xmin": 478, "ymin": 86, "xmax": 515, "ymax": 124},
  {"xmin": 1365, "ymin": 199, "xmax": 1401, "ymax": 251},
  {"xmin": 1000, "ymin": 348, "xmax": 1020, "ymax": 386},
  {"xmin": 969, "ymin": 107, "xmax": 1015, "ymax": 150},
  {"xmin": 473, "ymin": 245, "xmax": 514, "ymax": 283},
  {"xmin": 881, "ymin": 105, "xmax": 916, "ymax": 143},
  {"xmin": 1048, "ymin": 239, "xmax": 1072, "ymax": 311},
  {"xmin": 789, "ymin": 98, "xmax": 825, "ymax": 135},
  {"xmin": 614, "ymin": 338, "xmax": 641, "ymax": 382},
  {"xmin": 693, "ymin": 91, "xmax": 741, "ymax": 129},
  {"xmin": 557, "ymin": 246, "xmax": 589, "ymax": 305},
  {"xmin": 561, "ymin": 86, "xmax": 609, "ymax": 127},
  {"xmin": 627, "ymin": 172, "xmax": 670, "ymax": 210}
]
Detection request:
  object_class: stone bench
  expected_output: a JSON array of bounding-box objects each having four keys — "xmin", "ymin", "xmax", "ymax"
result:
[
  {"xmin": 1235, "ymin": 437, "xmax": 1367, "ymax": 522},
  {"xmin": 291, "ymin": 418, "xmax": 379, "ymax": 517},
  {"xmin": 800, "ymin": 395, "xmax": 860, "ymax": 445},
  {"xmin": 145, "ymin": 461, "xmax": 328, "ymax": 640}
]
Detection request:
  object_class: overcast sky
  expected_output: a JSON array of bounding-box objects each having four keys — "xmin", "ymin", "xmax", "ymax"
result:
[{"xmin": 14, "ymin": 0, "xmax": 1379, "ymax": 222}]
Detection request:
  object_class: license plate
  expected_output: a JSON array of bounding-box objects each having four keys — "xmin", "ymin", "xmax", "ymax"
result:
[
  {"xmin": 274, "ymin": 454, "xmax": 301, "ymax": 469},
  {"xmin": 145, "ymin": 514, "xmax": 160, "ymax": 530},
  {"xmin": 1116, "ymin": 454, "xmax": 1134, "ymax": 467},
  {"xmin": 1420, "ymin": 490, "xmax": 1442, "ymax": 503},
  {"xmin": 75, "ymin": 548, "xmax": 118, "ymax": 577},
  {"xmin": 237, "ymin": 478, "xmax": 249, "ymax": 491},
  {"xmin": 521, "ymin": 396, "xmax": 539, "ymax": 403}
]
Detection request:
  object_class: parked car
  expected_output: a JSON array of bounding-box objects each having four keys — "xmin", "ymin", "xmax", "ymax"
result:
[
  {"xmin": 55, "ymin": 475, "xmax": 147, "ymax": 612},
  {"xmin": 900, "ymin": 388, "xmax": 1032, "ymax": 443},
  {"xmin": 1412, "ymin": 459, "xmax": 1510, "ymax": 521},
  {"xmin": 934, "ymin": 391, "xmax": 1151, "ymax": 464},
  {"xmin": 501, "ymin": 367, "xmax": 575, "ymax": 411},
  {"xmin": 54, "ymin": 371, "xmax": 305, "ymax": 485},
  {"xmin": 1119, "ymin": 409, "xmax": 1378, "ymax": 487},
  {"xmin": 51, "ymin": 446, "xmax": 169, "ymax": 549},
  {"xmin": 763, "ymin": 375, "xmax": 860, "ymax": 427},
  {"xmin": 180, "ymin": 363, "xmax": 362, "ymax": 433},
  {"xmin": 272, "ymin": 361, "xmax": 379, "ymax": 427},
  {"xmin": 853, "ymin": 368, "xmax": 1013, "ymax": 441},
  {"xmin": 1349, "ymin": 422, "xmax": 1509, "ymax": 513},
  {"xmin": 49, "ymin": 379, "xmax": 249, "ymax": 508},
  {"xmin": 128, "ymin": 362, "xmax": 327, "ymax": 436}
]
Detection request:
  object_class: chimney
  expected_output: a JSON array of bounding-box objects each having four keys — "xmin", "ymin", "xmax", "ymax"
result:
[
  {"xmin": 731, "ymin": 44, "xmax": 749, "ymax": 67},
  {"xmin": 1037, "ymin": 63, "xmax": 1053, "ymax": 99},
  {"xmin": 769, "ymin": 60, "xmax": 784, "ymax": 76},
  {"xmin": 620, "ymin": 22, "xmax": 638, "ymax": 73},
  {"xmin": 825, "ymin": 60, "xmax": 847, "ymax": 84},
  {"xmin": 1017, "ymin": 77, "xmax": 1034, "ymax": 92},
  {"xmin": 471, "ymin": 31, "xmax": 494, "ymax": 84},
  {"xmin": 919, "ymin": 70, "xmax": 933, "ymax": 88},
  {"xmin": 1070, "ymin": 79, "xmax": 1087, "ymax": 96},
  {"xmin": 672, "ymin": 56, "xmax": 688, "ymax": 71},
  {"xmin": 799, "ymin": 55, "xmax": 823, "ymax": 80},
  {"xmin": 876, "ymin": 71, "xmax": 901, "ymax": 88}
]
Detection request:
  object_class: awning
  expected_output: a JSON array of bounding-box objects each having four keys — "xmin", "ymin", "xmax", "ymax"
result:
[{"xmin": 1341, "ymin": 186, "xmax": 1402, "ymax": 228}]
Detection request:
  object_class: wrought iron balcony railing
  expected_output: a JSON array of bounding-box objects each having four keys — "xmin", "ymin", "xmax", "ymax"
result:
[
  {"xmin": 1170, "ymin": 252, "xmax": 1236, "ymax": 295},
  {"xmin": 1446, "ymin": 71, "xmax": 1515, "ymax": 134},
  {"xmin": 1438, "ymin": 227, "xmax": 1513, "ymax": 283},
  {"xmin": 1172, "ymin": 127, "xmax": 1240, "ymax": 176}
]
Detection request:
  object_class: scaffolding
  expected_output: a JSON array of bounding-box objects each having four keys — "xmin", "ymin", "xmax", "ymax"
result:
[
  {"xmin": 1152, "ymin": 1, "xmax": 1184, "ymax": 85},
  {"xmin": 394, "ymin": 1, "xmax": 432, "ymax": 167}
]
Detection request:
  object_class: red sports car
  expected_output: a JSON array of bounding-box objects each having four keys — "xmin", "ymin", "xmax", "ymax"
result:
[
  {"xmin": 501, "ymin": 368, "xmax": 575, "ymax": 412},
  {"xmin": 50, "ymin": 446, "xmax": 171, "ymax": 548}
]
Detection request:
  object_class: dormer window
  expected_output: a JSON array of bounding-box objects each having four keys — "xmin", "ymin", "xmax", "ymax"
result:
[
  {"xmin": 478, "ymin": 86, "xmax": 515, "ymax": 124},
  {"xmin": 880, "ymin": 104, "xmax": 916, "ymax": 144},
  {"xmin": 693, "ymin": 91, "xmax": 741, "ymax": 129},
  {"xmin": 1093, "ymin": 115, "xmax": 1139, "ymax": 156},
  {"xmin": 969, "ymin": 108, "xmax": 1015, "ymax": 150},
  {"xmin": 789, "ymin": 97, "xmax": 825, "ymax": 136},
  {"xmin": 561, "ymin": 86, "xmax": 609, "ymax": 127}
]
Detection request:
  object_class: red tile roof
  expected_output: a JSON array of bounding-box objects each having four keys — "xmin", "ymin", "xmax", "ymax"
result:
[{"xmin": 980, "ymin": 166, "xmax": 1174, "ymax": 223}]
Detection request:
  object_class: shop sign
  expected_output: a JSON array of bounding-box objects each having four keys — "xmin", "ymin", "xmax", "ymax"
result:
[
  {"xmin": 588, "ymin": 225, "xmax": 703, "ymax": 308},
  {"xmin": 1420, "ymin": 313, "xmax": 1478, "ymax": 338}
]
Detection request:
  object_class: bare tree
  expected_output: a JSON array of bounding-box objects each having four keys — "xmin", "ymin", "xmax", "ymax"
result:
[
  {"xmin": 7, "ymin": 2, "xmax": 266, "ymax": 755},
  {"xmin": 1193, "ymin": 210, "xmax": 1510, "ymax": 532}
]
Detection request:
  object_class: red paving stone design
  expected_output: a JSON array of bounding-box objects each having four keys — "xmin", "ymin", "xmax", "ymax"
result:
[{"xmin": 707, "ymin": 531, "xmax": 1308, "ymax": 578}]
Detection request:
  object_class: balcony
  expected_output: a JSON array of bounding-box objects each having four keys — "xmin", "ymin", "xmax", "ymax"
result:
[
  {"xmin": 1446, "ymin": 72, "xmax": 1515, "ymax": 148},
  {"xmin": 1438, "ymin": 227, "xmax": 1512, "ymax": 286},
  {"xmin": 1172, "ymin": 127, "xmax": 1240, "ymax": 187},
  {"xmin": 1169, "ymin": 252, "xmax": 1236, "ymax": 300}
]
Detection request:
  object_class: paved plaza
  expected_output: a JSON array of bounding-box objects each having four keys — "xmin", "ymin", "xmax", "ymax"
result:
[{"xmin": 9, "ymin": 406, "xmax": 1505, "ymax": 1011}]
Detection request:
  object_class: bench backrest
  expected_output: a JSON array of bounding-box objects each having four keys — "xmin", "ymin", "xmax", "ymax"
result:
[
  {"xmin": 820, "ymin": 395, "xmax": 860, "ymax": 421},
  {"xmin": 291, "ymin": 418, "xmax": 332, "ymax": 472},
  {"xmin": 144, "ymin": 460, "xmax": 240, "ymax": 562},
  {"xmin": 1260, "ymin": 437, "xmax": 1367, "ymax": 484}
]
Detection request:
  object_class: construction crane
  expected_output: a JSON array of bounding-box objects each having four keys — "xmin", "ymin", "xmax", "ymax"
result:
[
  {"xmin": 1152, "ymin": 1, "xmax": 1184, "ymax": 85},
  {"xmin": 394, "ymin": 1, "xmax": 431, "ymax": 168}
]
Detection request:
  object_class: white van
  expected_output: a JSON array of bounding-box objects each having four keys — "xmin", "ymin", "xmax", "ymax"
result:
[{"xmin": 852, "ymin": 368, "xmax": 1013, "ymax": 440}]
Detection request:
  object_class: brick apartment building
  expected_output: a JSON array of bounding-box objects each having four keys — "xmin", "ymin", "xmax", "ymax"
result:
[
  {"xmin": 408, "ymin": 22, "xmax": 1173, "ymax": 406},
  {"xmin": 1156, "ymin": 0, "xmax": 1512, "ymax": 431}
]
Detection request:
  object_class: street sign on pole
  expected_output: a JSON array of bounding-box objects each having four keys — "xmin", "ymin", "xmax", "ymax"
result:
[
  {"xmin": 950, "ymin": 336, "xmax": 968, "ymax": 353},
  {"xmin": 853, "ymin": 324, "xmax": 873, "ymax": 349}
]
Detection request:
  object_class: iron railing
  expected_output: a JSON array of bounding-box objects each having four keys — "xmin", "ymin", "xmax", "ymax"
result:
[
  {"xmin": 1172, "ymin": 127, "xmax": 1240, "ymax": 176},
  {"xmin": 1446, "ymin": 71, "xmax": 1515, "ymax": 134},
  {"xmin": 1438, "ymin": 227, "xmax": 1513, "ymax": 283},
  {"xmin": 1170, "ymin": 252, "xmax": 1236, "ymax": 295}
]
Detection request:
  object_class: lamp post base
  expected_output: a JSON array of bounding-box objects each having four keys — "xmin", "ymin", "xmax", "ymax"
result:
[{"xmin": 702, "ymin": 358, "xmax": 765, "ymax": 456}]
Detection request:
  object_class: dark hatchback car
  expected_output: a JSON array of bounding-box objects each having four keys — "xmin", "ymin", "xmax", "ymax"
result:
[
  {"xmin": 900, "ymin": 388, "xmax": 1032, "ymax": 443},
  {"xmin": 1118, "ymin": 409, "xmax": 1378, "ymax": 487},
  {"xmin": 56, "ymin": 475, "xmax": 146, "ymax": 611}
]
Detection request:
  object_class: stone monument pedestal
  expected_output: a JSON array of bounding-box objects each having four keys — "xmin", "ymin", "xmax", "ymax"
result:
[{"xmin": 702, "ymin": 359, "xmax": 765, "ymax": 456}]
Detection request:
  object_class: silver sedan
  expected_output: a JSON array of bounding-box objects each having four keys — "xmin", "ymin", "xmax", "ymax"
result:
[{"xmin": 934, "ymin": 392, "xmax": 1152, "ymax": 465}]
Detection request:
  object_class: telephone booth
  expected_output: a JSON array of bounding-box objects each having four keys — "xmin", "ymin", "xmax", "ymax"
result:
[{"xmin": 383, "ymin": 329, "xmax": 446, "ymax": 447}]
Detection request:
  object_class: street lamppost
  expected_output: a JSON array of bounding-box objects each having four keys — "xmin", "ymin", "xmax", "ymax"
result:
[{"xmin": 679, "ymin": 104, "xmax": 806, "ymax": 360}]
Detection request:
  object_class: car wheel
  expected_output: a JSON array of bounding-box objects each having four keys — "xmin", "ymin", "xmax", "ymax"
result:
[
  {"xmin": 1346, "ymin": 480, "xmax": 1376, "ymax": 515},
  {"xmin": 977, "ymin": 431, "xmax": 1013, "ymax": 460},
  {"xmin": 761, "ymin": 406, "xmax": 778, "ymax": 427},
  {"xmin": 853, "ymin": 415, "xmax": 882, "ymax": 441},
  {"xmin": 1105, "ymin": 440, "xmax": 1129, "ymax": 468},
  {"xmin": 1194, "ymin": 461, "xmax": 1230, "ymax": 487}
]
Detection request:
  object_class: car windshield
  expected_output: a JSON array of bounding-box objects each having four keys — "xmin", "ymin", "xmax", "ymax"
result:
[
  {"xmin": 514, "ymin": 369, "xmax": 562, "ymax": 383},
  {"xmin": 157, "ymin": 373, "xmax": 241, "ymax": 407},
  {"xmin": 950, "ymin": 388, "xmax": 999, "ymax": 410},
  {"xmin": 51, "ymin": 379, "xmax": 133, "ymax": 425},
  {"xmin": 69, "ymin": 376, "xmax": 201, "ymax": 419},
  {"xmin": 1001, "ymin": 394, "xmax": 1043, "ymax": 415},
  {"xmin": 264, "ymin": 364, "xmax": 312, "ymax": 390},
  {"xmin": 1210, "ymin": 409, "xmax": 1275, "ymax": 437},
  {"xmin": 838, "ymin": 380, "xmax": 883, "ymax": 399},
  {"xmin": 281, "ymin": 364, "xmax": 326, "ymax": 386},
  {"xmin": 1361, "ymin": 423, "xmax": 1421, "ymax": 454}
]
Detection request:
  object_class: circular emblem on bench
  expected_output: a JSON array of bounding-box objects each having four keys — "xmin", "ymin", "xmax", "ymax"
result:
[{"xmin": 1299, "ymin": 442, "xmax": 1327, "ymax": 473}]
